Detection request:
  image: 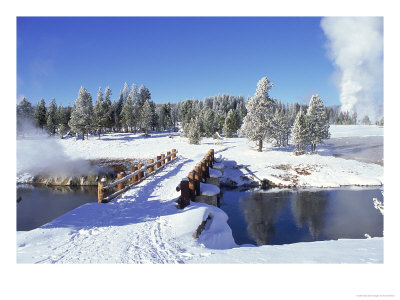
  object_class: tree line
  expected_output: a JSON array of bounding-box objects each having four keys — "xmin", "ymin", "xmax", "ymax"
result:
[
  {"xmin": 17, "ymin": 79, "xmax": 382, "ymax": 153},
  {"xmin": 16, "ymin": 82, "xmax": 178, "ymax": 139}
]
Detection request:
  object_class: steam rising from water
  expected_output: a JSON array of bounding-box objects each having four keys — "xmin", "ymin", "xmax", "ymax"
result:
[
  {"xmin": 321, "ymin": 17, "xmax": 383, "ymax": 122},
  {"xmin": 17, "ymin": 135, "xmax": 95, "ymax": 177}
]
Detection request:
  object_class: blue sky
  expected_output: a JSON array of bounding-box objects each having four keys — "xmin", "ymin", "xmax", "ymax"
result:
[{"xmin": 17, "ymin": 17, "xmax": 338, "ymax": 106}]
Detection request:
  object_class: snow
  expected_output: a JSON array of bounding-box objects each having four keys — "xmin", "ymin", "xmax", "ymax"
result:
[
  {"xmin": 16, "ymin": 125, "xmax": 384, "ymax": 264},
  {"xmin": 329, "ymin": 124, "xmax": 383, "ymax": 138},
  {"xmin": 200, "ymin": 182, "xmax": 220, "ymax": 196},
  {"xmin": 209, "ymin": 167, "xmax": 222, "ymax": 178}
]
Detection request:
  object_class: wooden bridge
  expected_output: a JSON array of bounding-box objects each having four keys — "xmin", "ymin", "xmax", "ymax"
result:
[{"xmin": 98, "ymin": 149, "xmax": 178, "ymax": 203}]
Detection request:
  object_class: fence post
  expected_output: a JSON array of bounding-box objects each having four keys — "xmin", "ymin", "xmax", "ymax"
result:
[
  {"xmin": 98, "ymin": 177, "xmax": 106, "ymax": 203},
  {"xmin": 194, "ymin": 165, "xmax": 201, "ymax": 195},
  {"xmin": 156, "ymin": 156, "xmax": 161, "ymax": 169},
  {"xmin": 161, "ymin": 153, "xmax": 165, "ymax": 166},
  {"xmin": 148, "ymin": 159, "xmax": 154, "ymax": 173},
  {"xmin": 203, "ymin": 158, "xmax": 210, "ymax": 178},
  {"xmin": 117, "ymin": 172, "xmax": 124, "ymax": 191},
  {"xmin": 201, "ymin": 160, "xmax": 208, "ymax": 181},
  {"xmin": 167, "ymin": 151, "xmax": 171, "ymax": 162},
  {"xmin": 180, "ymin": 179, "xmax": 190, "ymax": 208},
  {"xmin": 131, "ymin": 165, "xmax": 138, "ymax": 184},
  {"xmin": 188, "ymin": 171, "xmax": 196, "ymax": 201},
  {"xmin": 138, "ymin": 163, "xmax": 144, "ymax": 180},
  {"xmin": 172, "ymin": 149, "xmax": 176, "ymax": 159},
  {"xmin": 210, "ymin": 149, "xmax": 214, "ymax": 162}
]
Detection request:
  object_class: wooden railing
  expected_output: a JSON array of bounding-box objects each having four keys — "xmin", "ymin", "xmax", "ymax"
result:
[
  {"xmin": 176, "ymin": 149, "xmax": 214, "ymax": 208},
  {"xmin": 98, "ymin": 149, "xmax": 178, "ymax": 203}
]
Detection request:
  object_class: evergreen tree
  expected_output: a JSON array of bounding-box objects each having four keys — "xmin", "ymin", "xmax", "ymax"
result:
[
  {"xmin": 238, "ymin": 76, "xmax": 277, "ymax": 152},
  {"xmin": 34, "ymin": 98, "xmax": 47, "ymax": 130},
  {"xmin": 140, "ymin": 99, "xmax": 153, "ymax": 135},
  {"xmin": 223, "ymin": 109, "xmax": 239, "ymax": 138},
  {"xmin": 93, "ymin": 87, "xmax": 108, "ymax": 138},
  {"xmin": 272, "ymin": 109, "xmax": 291, "ymax": 147},
  {"xmin": 149, "ymin": 101, "xmax": 158, "ymax": 131},
  {"xmin": 46, "ymin": 98, "xmax": 57, "ymax": 135},
  {"xmin": 69, "ymin": 86, "xmax": 93, "ymax": 140},
  {"xmin": 361, "ymin": 115, "xmax": 371, "ymax": 125},
  {"xmin": 292, "ymin": 108, "xmax": 309, "ymax": 153},
  {"xmin": 186, "ymin": 116, "xmax": 202, "ymax": 144},
  {"xmin": 104, "ymin": 86, "xmax": 113, "ymax": 131},
  {"xmin": 17, "ymin": 97, "xmax": 34, "ymax": 119},
  {"xmin": 200, "ymin": 108, "xmax": 216, "ymax": 137},
  {"xmin": 122, "ymin": 82, "xmax": 130, "ymax": 102},
  {"xmin": 17, "ymin": 97, "xmax": 35, "ymax": 135},
  {"xmin": 114, "ymin": 91, "xmax": 124, "ymax": 132},
  {"xmin": 306, "ymin": 95, "xmax": 330, "ymax": 152},
  {"xmin": 121, "ymin": 91, "xmax": 136, "ymax": 132},
  {"xmin": 56, "ymin": 104, "xmax": 69, "ymax": 138}
]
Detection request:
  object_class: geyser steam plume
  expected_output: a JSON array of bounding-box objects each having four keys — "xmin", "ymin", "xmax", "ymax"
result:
[{"xmin": 321, "ymin": 17, "xmax": 383, "ymax": 122}]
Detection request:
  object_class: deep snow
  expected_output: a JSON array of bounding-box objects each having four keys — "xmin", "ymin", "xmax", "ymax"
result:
[{"xmin": 16, "ymin": 125, "xmax": 384, "ymax": 264}]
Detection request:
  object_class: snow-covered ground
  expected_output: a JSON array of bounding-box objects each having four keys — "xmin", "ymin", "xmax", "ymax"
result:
[{"xmin": 16, "ymin": 125, "xmax": 384, "ymax": 264}]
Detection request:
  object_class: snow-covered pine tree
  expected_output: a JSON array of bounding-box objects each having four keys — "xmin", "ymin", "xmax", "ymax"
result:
[
  {"xmin": 140, "ymin": 99, "xmax": 153, "ymax": 135},
  {"xmin": 200, "ymin": 108, "xmax": 216, "ymax": 137},
  {"xmin": 291, "ymin": 108, "xmax": 309, "ymax": 154},
  {"xmin": 306, "ymin": 94, "xmax": 330, "ymax": 152},
  {"xmin": 46, "ymin": 99, "xmax": 57, "ymax": 135},
  {"xmin": 114, "ymin": 91, "xmax": 124, "ymax": 132},
  {"xmin": 69, "ymin": 86, "xmax": 93, "ymax": 140},
  {"xmin": 56, "ymin": 104, "xmax": 69, "ymax": 139},
  {"xmin": 223, "ymin": 109, "xmax": 239, "ymax": 138},
  {"xmin": 149, "ymin": 101, "xmax": 158, "ymax": 131},
  {"xmin": 34, "ymin": 98, "xmax": 47, "ymax": 130},
  {"xmin": 238, "ymin": 76, "xmax": 277, "ymax": 152},
  {"xmin": 122, "ymin": 82, "xmax": 130, "ymax": 102},
  {"xmin": 93, "ymin": 87, "xmax": 109, "ymax": 138},
  {"xmin": 121, "ymin": 90, "xmax": 137, "ymax": 132},
  {"xmin": 186, "ymin": 116, "xmax": 202, "ymax": 144},
  {"xmin": 361, "ymin": 115, "xmax": 371, "ymax": 125},
  {"xmin": 17, "ymin": 97, "xmax": 35, "ymax": 136},
  {"xmin": 271, "ymin": 108, "xmax": 291, "ymax": 147},
  {"xmin": 104, "ymin": 86, "xmax": 113, "ymax": 131}
]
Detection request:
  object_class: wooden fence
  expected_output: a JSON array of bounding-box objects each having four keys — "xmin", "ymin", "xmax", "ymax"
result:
[
  {"xmin": 176, "ymin": 149, "xmax": 214, "ymax": 208},
  {"xmin": 98, "ymin": 149, "xmax": 178, "ymax": 203}
]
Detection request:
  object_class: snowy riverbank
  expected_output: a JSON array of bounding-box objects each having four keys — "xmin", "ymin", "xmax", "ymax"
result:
[{"xmin": 17, "ymin": 125, "xmax": 384, "ymax": 263}]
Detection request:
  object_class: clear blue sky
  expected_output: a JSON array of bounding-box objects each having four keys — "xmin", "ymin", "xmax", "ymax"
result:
[{"xmin": 17, "ymin": 17, "xmax": 338, "ymax": 107}]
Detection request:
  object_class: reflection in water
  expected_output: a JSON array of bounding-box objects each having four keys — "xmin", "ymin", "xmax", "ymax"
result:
[
  {"xmin": 291, "ymin": 191, "xmax": 329, "ymax": 240},
  {"xmin": 17, "ymin": 184, "xmax": 98, "ymax": 231},
  {"xmin": 221, "ymin": 188, "xmax": 383, "ymax": 246},
  {"xmin": 241, "ymin": 192, "xmax": 289, "ymax": 245}
]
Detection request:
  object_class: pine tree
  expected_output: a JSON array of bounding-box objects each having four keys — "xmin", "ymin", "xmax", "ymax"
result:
[
  {"xmin": 121, "ymin": 91, "xmax": 136, "ymax": 132},
  {"xmin": 201, "ymin": 108, "xmax": 216, "ymax": 137},
  {"xmin": 69, "ymin": 86, "xmax": 93, "ymax": 140},
  {"xmin": 56, "ymin": 104, "xmax": 69, "ymax": 138},
  {"xmin": 361, "ymin": 115, "xmax": 371, "ymax": 125},
  {"xmin": 93, "ymin": 87, "xmax": 108, "ymax": 138},
  {"xmin": 292, "ymin": 108, "xmax": 309, "ymax": 153},
  {"xmin": 272, "ymin": 109, "xmax": 291, "ymax": 147},
  {"xmin": 122, "ymin": 82, "xmax": 130, "ymax": 102},
  {"xmin": 186, "ymin": 116, "xmax": 202, "ymax": 144},
  {"xmin": 46, "ymin": 99, "xmax": 57, "ymax": 135},
  {"xmin": 17, "ymin": 97, "xmax": 35, "ymax": 136},
  {"xmin": 238, "ymin": 76, "xmax": 277, "ymax": 152},
  {"xmin": 114, "ymin": 91, "xmax": 124, "ymax": 132},
  {"xmin": 306, "ymin": 95, "xmax": 330, "ymax": 152},
  {"xmin": 140, "ymin": 99, "xmax": 153, "ymax": 135},
  {"xmin": 104, "ymin": 86, "xmax": 113, "ymax": 131},
  {"xmin": 223, "ymin": 109, "xmax": 239, "ymax": 138},
  {"xmin": 34, "ymin": 98, "xmax": 47, "ymax": 130}
]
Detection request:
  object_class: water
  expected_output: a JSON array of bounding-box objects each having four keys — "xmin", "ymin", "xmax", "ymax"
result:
[
  {"xmin": 220, "ymin": 187, "xmax": 383, "ymax": 246},
  {"xmin": 17, "ymin": 184, "xmax": 98, "ymax": 231}
]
